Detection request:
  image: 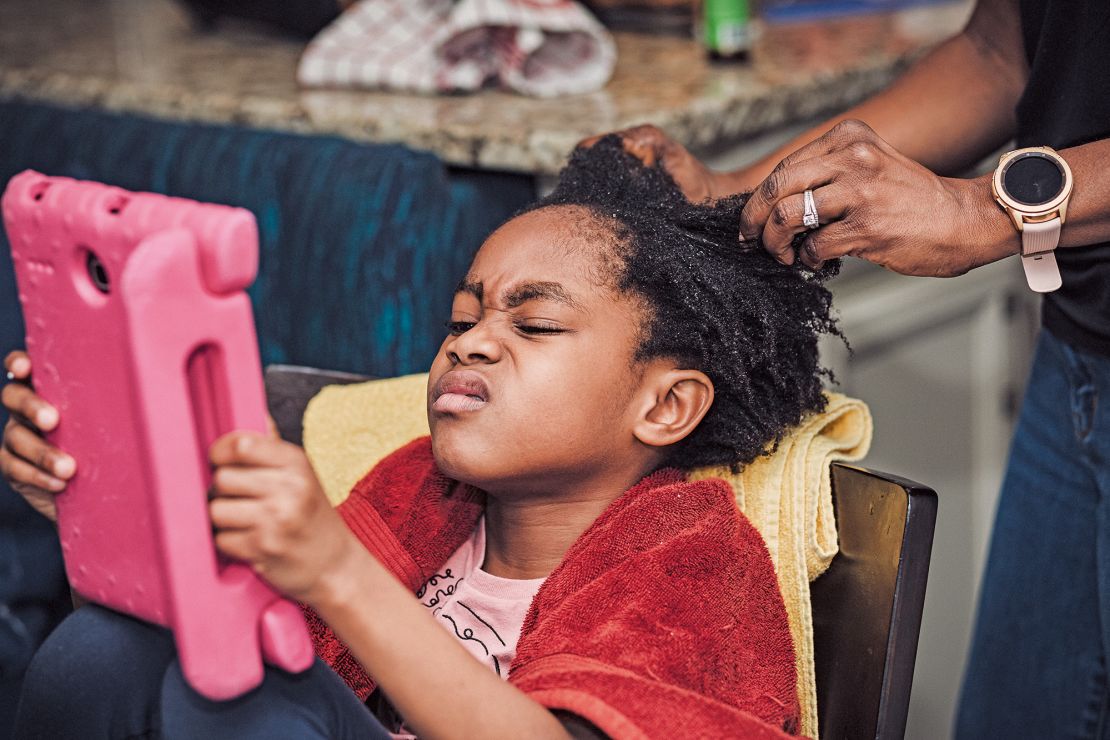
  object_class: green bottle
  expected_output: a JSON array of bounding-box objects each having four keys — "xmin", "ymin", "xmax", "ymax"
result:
[{"xmin": 702, "ymin": 0, "xmax": 753, "ymax": 62}]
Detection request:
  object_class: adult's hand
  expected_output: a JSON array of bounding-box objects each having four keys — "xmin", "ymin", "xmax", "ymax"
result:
[
  {"xmin": 739, "ymin": 119, "xmax": 1012, "ymax": 276},
  {"xmin": 579, "ymin": 125, "xmax": 734, "ymax": 202}
]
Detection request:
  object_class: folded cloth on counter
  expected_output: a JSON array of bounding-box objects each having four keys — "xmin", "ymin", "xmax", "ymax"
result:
[
  {"xmin": 302, "ymin": 374, "xmax": 872, "ymax": 738},
  {"xmin": 297, "ymin": 0, "xmax": 617, "ymax": 97}
]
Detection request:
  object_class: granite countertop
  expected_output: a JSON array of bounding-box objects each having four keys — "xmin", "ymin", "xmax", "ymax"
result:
[{"xmin": 0, "ymin": 0, "xmax": 969, "ymax": 175}]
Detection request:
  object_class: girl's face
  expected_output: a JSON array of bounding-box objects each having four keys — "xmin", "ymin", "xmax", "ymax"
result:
[{"xmin": 427, "ymin": 206, "xmax": 653, "ymax": 497}]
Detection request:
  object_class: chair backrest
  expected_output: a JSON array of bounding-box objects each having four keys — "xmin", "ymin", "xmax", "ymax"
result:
[
  {"xmin": 264, "ymin": 364, "xmax": 939, "ymax": 740},
  {"xmin": 811, "ymin": 465, "xmax": 937, "ymax": 740},
  {"xmin": 265, "ymin": 364, "xmax": 374, "ymax": 445}
]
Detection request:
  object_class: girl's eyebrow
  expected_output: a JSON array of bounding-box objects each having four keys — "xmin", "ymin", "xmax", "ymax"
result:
[
  {"xmin": 503, "ymin": 281, "xmax": 581, "ymax": 310},
  {"xmin": 456, "ymin": 277, "xmax": 483, "ymax": 301},
  {"xmin": 454, "ymin": 277, "xmax": 582, "ymax": 311}
]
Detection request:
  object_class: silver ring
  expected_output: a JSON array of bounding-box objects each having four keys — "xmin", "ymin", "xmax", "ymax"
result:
[
  {"xmin": 802, "ymin": 189, "xmax": 819, "ymax": 229},
  {"xmin": 4, "ymin": 371, "xmax": 13, "ymax": 382}
]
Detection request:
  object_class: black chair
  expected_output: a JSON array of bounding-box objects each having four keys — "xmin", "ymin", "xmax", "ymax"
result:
[
  {"xmin": 263, "ymin": 365, "xmax": 938, "ymax": 740},
  {"xmin": 812, "ymin": 466, "xmax": 937, "ymax": 739}
]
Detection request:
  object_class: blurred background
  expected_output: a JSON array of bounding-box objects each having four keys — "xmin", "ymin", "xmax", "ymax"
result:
[{"xmin": 0, "ymin": 0, "xmax": 1035, "ymax": 737}]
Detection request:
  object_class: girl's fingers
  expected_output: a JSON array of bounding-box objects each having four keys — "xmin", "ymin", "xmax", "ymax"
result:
[
  {"xmin": 0, "ymin": 446, "xmax": 65, "ymax": 492},
  {"xmin": 209, "ymin": 496, "xmax": 261, "ymax": 531},
  {"xmin": 3, "ymin": 422, "xmax": 75, "ymax": 480},
  {"xmin": 210, "ymin": 464, "xmax": 290, "ymax": 499},
  {"xmin": 213, "ymin": 529, "xmax": 256, "ymax": 563},
  {"xmin": 209, "ymin": 431, "xmax": 297, "ymax": 468},
  {"xmin": 1, "ymin": 383, "xmax": 58, "ymax": 432},
  {"xmin": 3, "ymin": 351, "xmax": 31, "ymax": 380}
]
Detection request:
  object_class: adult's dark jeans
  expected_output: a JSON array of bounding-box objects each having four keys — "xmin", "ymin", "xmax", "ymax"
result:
[
  {"xmin": 13, "ymin": 605, "xmax": 391, "ymax": 739},
  {"xmin": 957, "ymin": 330, "xmax": 1110, "ymax": 738}
]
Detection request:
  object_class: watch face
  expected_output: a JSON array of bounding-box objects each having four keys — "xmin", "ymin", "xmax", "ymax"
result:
[{"xmin": 1002, "ymin": 152, "xmax": 1066, "ymax": 206}]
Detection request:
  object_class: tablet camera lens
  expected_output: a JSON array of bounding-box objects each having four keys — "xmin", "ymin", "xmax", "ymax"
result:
[{"xmin": 86, "ymin": 252, "xmax": 110, "ymax": 294}]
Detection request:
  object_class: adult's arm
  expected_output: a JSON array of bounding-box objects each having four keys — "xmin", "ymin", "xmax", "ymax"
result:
[
  {"xmin": 726, "ymin": 0, "xmax": 1027, "ymax": 190},
  {"xmin": 738, "ymin": 123, "xmax": 1110, "ymax": 275},
  {"xmin": 593, "ymin": 0, "xmax": 1029, "ymax": 201},
  {"xmin": 733, "ymin": 0, "xmax": 1110, "ymax": 274}
]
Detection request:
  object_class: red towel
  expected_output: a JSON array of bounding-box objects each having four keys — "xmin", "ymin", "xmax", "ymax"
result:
[{"xmin": 305, "ymin": 437, "xmax": 800, "ymax": 738}]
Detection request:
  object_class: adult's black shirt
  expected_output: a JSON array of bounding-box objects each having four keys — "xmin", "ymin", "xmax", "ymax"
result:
[{"xmin": 1016, "ymin": 0, "xmax": 1110, "ymax": 357}]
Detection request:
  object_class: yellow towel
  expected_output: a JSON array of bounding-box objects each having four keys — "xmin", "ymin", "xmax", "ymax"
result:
[
  {"xmin": 690, "ymin": 392, "xmax": 872, "ymax": 739},
  {"xmin": 304, "ymin": 373, "xmax": 432, "ymax": 505},
  {"xmin": 303, "ymin": 374, "xmax": 871, "ymax": 739}
]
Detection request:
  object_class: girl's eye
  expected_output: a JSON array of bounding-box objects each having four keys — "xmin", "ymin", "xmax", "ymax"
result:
[
  {"xmin": 445, "ymin": 320, "xmax": 475, "ymax": 336},
  {"xmin": 516, "ymin": 323, "xmax": 564, "ymax": 335}
]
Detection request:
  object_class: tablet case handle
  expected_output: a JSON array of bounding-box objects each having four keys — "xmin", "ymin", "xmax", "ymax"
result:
[{"xmin": 120, "ymin": 228, "xmax": 314, "ymax": 699}]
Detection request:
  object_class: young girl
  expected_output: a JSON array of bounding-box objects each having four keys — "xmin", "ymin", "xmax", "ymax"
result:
[{"xmin": 1, "ymin": 136, "xmax": 841, "ymax": 739}]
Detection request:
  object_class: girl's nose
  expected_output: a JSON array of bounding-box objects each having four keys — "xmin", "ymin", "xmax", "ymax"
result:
[{"xmin": 446, "ymin": 322, "xmax": 502, "ymax": 365}]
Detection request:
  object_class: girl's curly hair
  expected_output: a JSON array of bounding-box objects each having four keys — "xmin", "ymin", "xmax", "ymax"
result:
[{"xmin": 522, "ymin": 134, "xmax": 844, "ymax": 470}]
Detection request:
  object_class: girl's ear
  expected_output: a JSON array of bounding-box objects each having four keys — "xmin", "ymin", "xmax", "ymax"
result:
[{"xmin": 631, "ymin": 366, "xmax": 714, "ymax": 452}]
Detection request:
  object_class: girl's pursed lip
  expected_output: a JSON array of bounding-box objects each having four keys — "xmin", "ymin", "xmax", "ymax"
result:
[
  {"xmin": 432, "ymin": 392, "xmax": 488, "ymax": 414},
  {"xmin": 432, "ymin": 370, "xmax": 491, "ymax": 403}
]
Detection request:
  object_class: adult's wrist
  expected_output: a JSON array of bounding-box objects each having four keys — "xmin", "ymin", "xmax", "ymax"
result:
[{"xmin": 952, "ymin": 173, "xmax": 1020, "ymax": 269}]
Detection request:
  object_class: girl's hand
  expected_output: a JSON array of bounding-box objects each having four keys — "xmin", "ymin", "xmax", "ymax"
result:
[
  {"xmin": 738, "ymin": 119, "xmax": 1010, "ymax": 276},
  {"xmin": 208, "ymin": 431, "xmax": 357, "ymax": 605},
  {"xmin": 1, "ymin": 351, "xmax": 77, "ymax": 522},
  {"xmin": 579, "ymin": 124, "xmax": 735, "ymax": 202}
]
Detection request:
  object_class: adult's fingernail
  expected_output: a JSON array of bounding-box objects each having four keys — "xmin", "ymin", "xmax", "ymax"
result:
[
  {"xmin": 53, "ymin": 455, "xmax": 76, "ymax": 479},
  {"xmin": 11, "ymin": 357, "xmax": 29, "ymax": 376},
  {"xmin": 804, "ymin": 240, "xmax": 820, "ymax": 263},
  {"xmin": 36, "ymin": 407, "xmax": 58, "ymax": 430}
]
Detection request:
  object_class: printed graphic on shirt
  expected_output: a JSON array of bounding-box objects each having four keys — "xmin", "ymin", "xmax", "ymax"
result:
[
  {"xmin": 418, "ymin": 571, "xmax": 508, "ymax": 676},
  {"xmin": 417, "ymin": 568, "xmax": 460, "ymax": 611}
]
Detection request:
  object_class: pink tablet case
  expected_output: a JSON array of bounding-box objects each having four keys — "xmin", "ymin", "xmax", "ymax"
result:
[{"xmin": 2, "ymin": 171, "xmax": 314, "ymax": 700}]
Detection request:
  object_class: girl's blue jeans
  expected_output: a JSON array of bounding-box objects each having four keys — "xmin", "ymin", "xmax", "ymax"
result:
[
  {"xmin": 12, "ymin": 604, "xmax": 390, "ymax": 739},
  {"xmin": 957, "ymin": 330, "xmax": 1110, "ymax": 738}
]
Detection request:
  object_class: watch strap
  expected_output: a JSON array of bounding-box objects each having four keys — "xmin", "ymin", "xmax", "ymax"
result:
[{"xmin": 1020, "ymin": 218, "xmax": 1063, "ymax": 293}]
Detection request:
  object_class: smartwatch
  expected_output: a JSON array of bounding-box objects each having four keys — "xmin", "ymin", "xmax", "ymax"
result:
[{"xmin": 991, "ymin": 146, "xmax": 1073, "ymax": 293}]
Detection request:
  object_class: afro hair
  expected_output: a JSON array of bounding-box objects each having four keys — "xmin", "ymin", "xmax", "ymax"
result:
[{"xmin": 521, "ymin": 134, "xmax": 844, "ymax": 470}]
